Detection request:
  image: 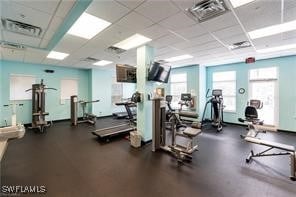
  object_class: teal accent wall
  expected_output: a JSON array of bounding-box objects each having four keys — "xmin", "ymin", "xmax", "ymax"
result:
[
  {"xmin": 205, "ymin": 55, "xmax": 296, "ymax": 132},
  {"xmin": 170, "ymin": 65, "xmax": 200, "ymax": 114},
  {"xmin": 0, "ymin": 60, "xmax": 90, "ymax": 126},
  {"xmin": 90, "ymin": 68, "xmax": 113, "ymax": 117}
]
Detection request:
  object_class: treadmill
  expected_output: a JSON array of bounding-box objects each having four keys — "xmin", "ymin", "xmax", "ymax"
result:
[{"xmin": 92, "ymin": 101, "xmax": 136, "ymax": 141}]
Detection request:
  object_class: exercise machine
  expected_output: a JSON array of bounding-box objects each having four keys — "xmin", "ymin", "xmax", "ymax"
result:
[
  {"xmin": 152, "ymin": 97, "xmax": 201, "ymax": 162},
  {"xmin": 26, "ymin": 79, "xmax": 57, "ymax": 132},
  {"xmin": 112, "ymin": 98, "xmax": 137, "ymax": 119},
  {"xmin": 239, "ymin": 103, "xmax": 296, "ymax": 181},
  {"xmin": 165, "ymin": 95, "xmax": 186, "ymax": 129},
  {"xmin": 201, "ymin": 89, "xmax": 224, "ymax": 132},
  {"xmin": 239, "ymin": 99, "xmax": 264, "ymax": 139},
  {"xmin": 92, "ymin": 100, "xmax": 136, "ymax": 141},
  {"xmin": 178, "ymin": 93, "xmax": 199, "ymax": 123},
  {"xmin": 70, "ymin": 95, "xmax": 99, "ymax": 125}
]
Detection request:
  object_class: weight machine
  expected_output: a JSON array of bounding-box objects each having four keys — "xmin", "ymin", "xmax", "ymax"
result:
[
  {"xmin": 70, "ymin": 95, "xmax": 100, "ymax": 125},
  {"xmin": 26, "ymin": 79, "xmax": 57, "ymax": 132}
]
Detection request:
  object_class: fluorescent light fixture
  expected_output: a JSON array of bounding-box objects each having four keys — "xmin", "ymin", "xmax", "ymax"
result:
[
  {"xmin": 67, "ymin": 12, "xmax": 111, "ymax": 39},
  {"xmin": 165, "ymin": 54, "xmax": 193, "ymax": 62},
  {"xmin": 249, "ymin": 20, "xmax": 296, "ymax": 39},
  {"xmin": 229, "ymin": 0, "xmax": 255, "ymax": 8},
  {"xmin": 113, "ymin": 34, "xmax": 152, "ymax": 50},
  {"xmin": 256, "ymin": 44, "xmax": 296, "ymax": 53},
  {"xmin": 47, "ymin": 51, "xmax": 69, "ymax": 60},
  {"xmin": 93, "ymin": 60, "xmax": 113, "ymax": 66}
]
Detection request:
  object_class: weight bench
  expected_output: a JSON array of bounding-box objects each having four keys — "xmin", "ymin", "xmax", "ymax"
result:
[{"xmin": 245, "ymin": 133, "xmax": 296, "ymax": 181}]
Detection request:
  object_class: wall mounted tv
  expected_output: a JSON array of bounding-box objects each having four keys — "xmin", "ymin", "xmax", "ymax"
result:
[
  {"xmin": 116, "ymin": 64, "xmax": 137, "ymax": 83},
  {"xmin": 147, "ymin": 62, "xmax": 171, "ymax": 83}
]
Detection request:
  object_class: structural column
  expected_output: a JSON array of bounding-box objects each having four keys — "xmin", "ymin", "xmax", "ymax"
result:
[{"xmin": 136, "ymin": 45, "xmax": 154, "ymax": 142}]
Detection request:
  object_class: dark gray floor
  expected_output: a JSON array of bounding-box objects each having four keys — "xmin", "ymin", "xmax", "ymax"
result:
[{"xmin": 2, "ymin": 118, "xmax": 296, "ymax": 197}]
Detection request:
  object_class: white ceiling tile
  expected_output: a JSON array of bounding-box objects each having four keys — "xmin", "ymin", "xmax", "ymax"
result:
[
  {"xmin": 284, "ymin": 6, "xmax": 296, "ymax": 22},
  {"xmin": 173, "ymin": 24, "xmax": 207, "ymax": 39},
  {"xmin": 185, "ymin": 41, "xmax": 223, "ymax": 53},
  {"xmin": 42, "ymin": 58, "xmax": 59, "ymax": 66},
  {"xmin": 55, "ymin": 0, "xmax": 76, "ymax": 18},
  {"xmin": 139, "ymin": 24, "xmax": 170, "ymax": 40},
  {"xmin": 135, "ymin": 0, "xmax": 180, "ymax": 23},
  {"xmin": 53, "ymin": 34, "xmax": 87, "ymax": 53},
  {"xmin": 1, "ymin": 1, "xmax": 52, "ymax": 29},
  {"xmin": 116, "ymin": 11, "xmax": 154, "ymax": 31},
  {"xmin": 91, "ymin": 24, "xmax": 134, "ymax": 47},
  {"xmin": 242, "ymin": 12, "xmax": 281, "ymax": 32},
  {"xmin": 3, "ymin": 31, "xmax": 41, "ymax": 47},
  {"xmin": 283, "ymin": 30, "xmax": 296, "ymax": 40},
  {"xmin": 159, "ymin": 12, "xmax": 196, "ymax": 30},
  {"xmin": 1, "ymin": 47, "xmax": 25, "ymax": 62},
  {"xmin": 115, "ymin": 0, "xmax": 145, "ymax": 9},
  {"xmin": 12, "ymin": 0, "xmax": 60, "ymax": 15},
  {"xmin": 189, "ymin": 34, "xmax": 217, "ymax": 46},
  {"xmin": 39, "ymin": 39, "xmax": 50, "ymax": 49},
  {"xmin": 150, "ymin": 33, "xmax": 187, "ymax": 48},
  {"xmin": 200, "ymin": 12, "xmax": 239, "ymax": 32},
  {"xmin": 87, "ymin": 0, "xmax": 130, "ymax": 23},
  {"xmin": 212, "ymin": 25, "xmax": 245, "ymax": 40},
  {"xmin": 23, "ymin": 48, "xmax": 48, "ymax": 64},
  {"xmin": 170, "ymin": 0, "xmax": 195, "ymax": 11}
]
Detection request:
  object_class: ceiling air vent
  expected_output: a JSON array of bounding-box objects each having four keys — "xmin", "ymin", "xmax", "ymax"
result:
[
  {"xmin": 1, "ymin": 18, "xmax": 42, "ymax": 37},
  {"xmin": 229, "ymin": 41, "xmax": 251, "ymax": 50},
  {"xmin": 105, "ymin": 46, "xmax": 126, "ymax": 55},
  {"xmin": 81, "ymin": 57, "xmax": 100, "ymax": 63},
  {"xmin": 186, "ymin": 0, "xmax": 229, "ymax": 23},
  {"xmin": 1, "ymin": 42, "xmax": 26, "ymax": 50}
]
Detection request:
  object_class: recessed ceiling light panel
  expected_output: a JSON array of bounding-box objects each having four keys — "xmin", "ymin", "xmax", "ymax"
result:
[
  {"xmin": 93, "ymin": 60, "xmax": 113, "ymax": 66},
  {"xmin": 229, "ymin": 0, "xmax": 255, "ymax": 8},
  {"xmin": 248, "ymin": 20, "xmax": 296, "ymax": 39},
  {"xmin": 67, "ymin": 12, "xmax": 111, "ymax": 39},
  {"xmin": 165, "ymin": 54, "xmax": 193, "ymax": 62},
  {"xmin": 47, "ymin": 51, "xmax": 69, "ymax": 60},
  {"xmin": 113, "ymin": 34, "xmax": 152, "ymax": 50}
]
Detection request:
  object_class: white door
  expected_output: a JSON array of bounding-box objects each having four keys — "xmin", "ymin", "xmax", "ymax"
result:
[{"xmin": 249, "ymin": 80, "xmax": 278, "ymax": 126}]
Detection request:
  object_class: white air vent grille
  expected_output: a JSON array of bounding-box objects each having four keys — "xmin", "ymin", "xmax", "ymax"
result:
[
  {"xmin": 186, "ymin": 0, "xmax": 229, "ymax": 23},
  {"xmin": 105, "ymin": 46, "xmax": 126, "ymax": 55},
  {"xmin": 229, "ymin": 41, "xmax": 251, "ymax": 50},
  {"xmin": 1, "ymin": 42, "xmax": 26, "ymax": 50},
  {"xmin": 1, "ymin": 18, "xmax": 42, "ymax": 37},
  {"xmin": 81, "ymin": 57, "xmax": 100, "ymax": 62}
]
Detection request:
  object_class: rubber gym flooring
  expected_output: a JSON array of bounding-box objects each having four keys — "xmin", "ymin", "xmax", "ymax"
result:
[{"xmin": 2, "ymin": 117, "xmax": 296, "ymax": 197}]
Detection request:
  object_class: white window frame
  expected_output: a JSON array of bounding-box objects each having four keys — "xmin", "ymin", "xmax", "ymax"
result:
[
  {"xmin": 248, "ymin": 67, "xmax": 279, "ymax": 126},
  {"xmin": 170, "ymin": 73, "xmax": 187, "ymax": 108},
  {"xmin": 212, "ymin": 71, "xmax": 236, "ymax": 112},
  {"xmin": 60, "ymin": 78, "xmax": 78, "ymax": 100},
  {"xmin": 10, "ymin": 74, "xmax": 36, "ymax": 101}
]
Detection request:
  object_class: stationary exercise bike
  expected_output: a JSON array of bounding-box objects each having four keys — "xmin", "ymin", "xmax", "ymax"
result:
[
  {"xmin": 238, "ymin": 99, "xmax": 264, "ymax": 139},
  {"xmin": 201, "ymin": 89, "xmax": 224, "ymax": 132}
]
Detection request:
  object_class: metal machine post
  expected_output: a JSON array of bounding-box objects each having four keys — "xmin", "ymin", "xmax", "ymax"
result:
[
  {"xmin": 70, "ymin": 95, "xmax": 78, "ymax": 126},
  {"xmin": 152, "ymin": 98, "xmax": 166, "ymax": 152}
]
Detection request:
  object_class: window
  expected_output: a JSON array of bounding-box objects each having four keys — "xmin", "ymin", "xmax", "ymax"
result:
[
  {"xmin": 61, "ymin": 79, "xmax": 78, "ymax": 100},
  {"xmin": 10, "ymin": 74, "xmax": 36, "ymax": 100},
  {"xmin": 112, "ymin": 77, "xmax": 123, "ymax": 105},
  {"xmin": 249, "ymin": 67, "xmax": 278, "ymax": 126},
  {"xmin": 212, "ymin": 71, "xmax": 236, "ymax": 112},
  {"xmin": 170, "ymin": 73, "xmax": 187, "ymax": 108}
]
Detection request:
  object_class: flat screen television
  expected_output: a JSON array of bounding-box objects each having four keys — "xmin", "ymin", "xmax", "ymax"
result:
[
  {"xmin": 116, "ymin": 64, "xmax": 137, "ymax": 83},
  {"xmin": 147, "ymin": 62, "xmax": 171, "ymax": 83}
]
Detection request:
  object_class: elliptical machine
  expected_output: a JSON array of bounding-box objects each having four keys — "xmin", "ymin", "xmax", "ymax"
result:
[
  {"xmin": 26, "ymin": 79, "xmax": 57, "ymax": 133},
  {"xmin": 165, "ymin": 95, "xmax": 186, "ymax": 129},
  {"xmin": 201, "ymin": 89, "xmax": 224, "ymax": 132}
]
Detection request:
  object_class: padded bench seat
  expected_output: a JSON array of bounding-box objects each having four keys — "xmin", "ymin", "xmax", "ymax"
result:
[
  {"xmin": 179, "ymin": 111, "xmax": 198, "ymax": 119},
  {"xmin": 245, "ymin": 137, "xmax": 295, "ymax": 152},
  {"xmin": 183, "ymin": 127, "xmax": 202, "ymax": 137}
]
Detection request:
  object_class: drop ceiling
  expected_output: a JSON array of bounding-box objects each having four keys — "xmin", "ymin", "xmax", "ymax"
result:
[{"xmin": 0, "ymin": 0, "xmax": 296, "ymax": 69}]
